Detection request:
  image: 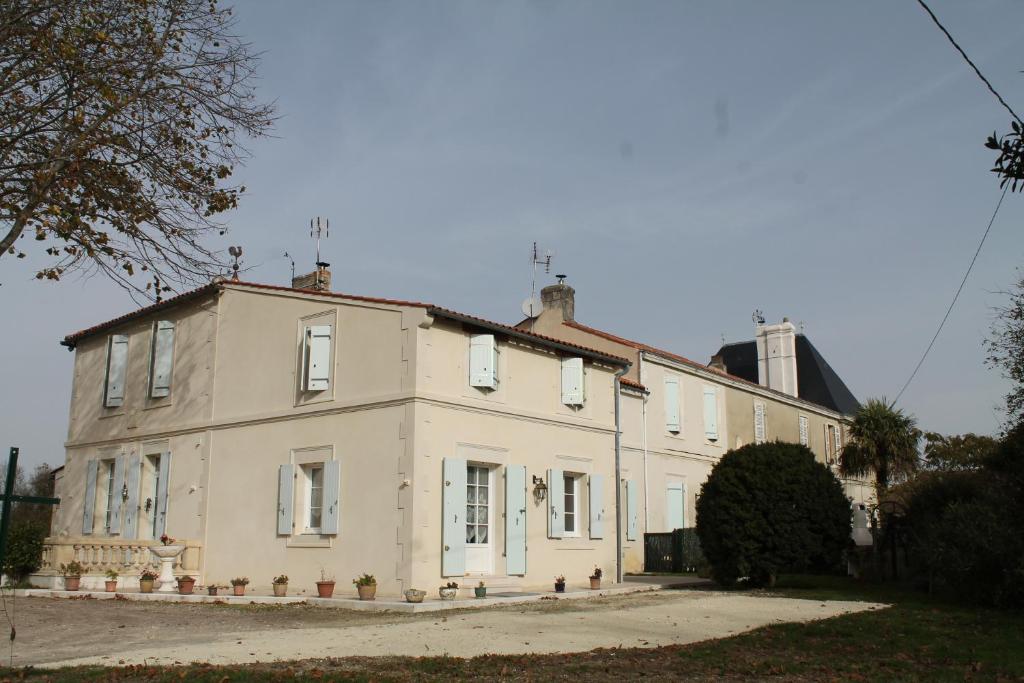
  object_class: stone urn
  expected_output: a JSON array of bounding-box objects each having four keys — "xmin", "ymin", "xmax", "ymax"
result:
[
  {"xmin": 438, "ymin": 586, "xmax": 458, "ymax": 601},
  {"xmin": 149, "ymin": 544, "xmax": 185, "ymax": 593},
  {"xmin": 404, "ymin": 589, "xmax": 425, "ymax": 603}
]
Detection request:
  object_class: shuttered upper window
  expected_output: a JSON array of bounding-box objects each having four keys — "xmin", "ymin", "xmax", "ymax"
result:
[
  {"xmin": 149, "ymin": 321, "xmax": 175, "ymax": 398},
  {"xmin": 753, "ymin": 401, "xmax": 767, "ymax": 444},
  {"xmin": 469, "ymin": 334, "xmax": 499, "ymax": 389},
  {"xmin": 702, "ymin": 387, "xmax": 719, "ymax": 440},
  {"xmin": 104, "ymin": 334, "xmax": 129, "ymax": 407},
  {"xmin": 664, "ymin": 376, "xmax": 681, "ymax": 433},
  {"xmin": 302, "ymin": 325, "xmax": 332, "ymax": 392},
  {"xmin": 798, "ymin": 415, "xmax": 809, "ymax": 446},
  {"xmin": 561, "ymin": 357, "xmax": 585, "ymax": 406}
]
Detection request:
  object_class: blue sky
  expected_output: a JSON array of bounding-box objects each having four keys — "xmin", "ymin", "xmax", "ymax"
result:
[{"xmin": 3, "ymin": 0, "xmax": 1024, "ymax": 470}]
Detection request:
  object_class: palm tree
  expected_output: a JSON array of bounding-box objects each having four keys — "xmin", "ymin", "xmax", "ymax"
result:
[{"xmin": 839, "ymin": 398, "xmax": 921, "ymax": 494}]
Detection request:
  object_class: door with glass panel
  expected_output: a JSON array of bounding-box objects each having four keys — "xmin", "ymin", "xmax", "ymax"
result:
[{"xmin": 465, "ymin": 464, "xmax": 493, "ymax": 574}]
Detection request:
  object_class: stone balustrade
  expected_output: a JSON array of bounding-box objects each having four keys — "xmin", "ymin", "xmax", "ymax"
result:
[{"xmin": 40, "ymin": 537, "xmax": 202, "ymax": 577}]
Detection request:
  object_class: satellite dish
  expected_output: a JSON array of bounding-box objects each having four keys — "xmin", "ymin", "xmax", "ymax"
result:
[{"xmin": 521, "ymin": 296, "xmax": 544, "ymax": 319}]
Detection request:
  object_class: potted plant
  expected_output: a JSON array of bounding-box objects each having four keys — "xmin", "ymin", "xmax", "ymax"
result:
[
  {"xmin": 231, "ymin": 577, "xmax": 249, "ymax": 596},
  {"xmin": 589, "ymin": 566, "xmax": 602, "ymax": 590},
  {"xmin": 139, "ymin": 568, "xmax": 158, "ymax": 593},
  {"xmin": 474, "ymin": 581, "xmax": 487, "ymax": 599},
  {"xmin": 316, "ymin": 569, "xmax": 336, "ymax": 598},
  {"xmin": 177, "ymin": 574, "xmax": 196, "ymax": 595},
  {"xmin": 404, "ymin": 588, "xmax": 426, "ymax": 603},
  {"xmin": 353, "ymin": 573, "xmax": 377, "ymax": 601},
  {"xmin": 104, "ymin": 569, "xmax": 119, "ymax": 593},
  {"xmin": 272, "ymin": 574, "xmax": 289, "ymax": 597},
  {"xmin": 59, "ymin": 561, "xmax": 83, "ymax": 591},
  {"xmin": 438, "ymin": 581, "xmax": 458, "ymax": 601},
  {"xmin": 554, "ymin": 575, "xmax": 566, "ymax": 593},
  {"xmin": 207, "ymin": 584, "xmax": 222, "ymax": 596}
]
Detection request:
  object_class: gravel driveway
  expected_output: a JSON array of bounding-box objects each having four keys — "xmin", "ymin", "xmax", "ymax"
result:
[{"xmin": 6, "ymin": 590, "xmax": 885, "ymax": 669}]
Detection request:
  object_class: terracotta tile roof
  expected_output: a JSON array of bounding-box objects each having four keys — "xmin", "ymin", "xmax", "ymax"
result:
[
  {"xmin": 619, "ymin": 377, "xmax": 648, "ymax": 392},
  {"xmin": 61, "ymin": 280, "xmax": 630, "ymax": 367},
  {"xmin": 563, "ymin": 320, "xmax": 847, "ymax": 414}
]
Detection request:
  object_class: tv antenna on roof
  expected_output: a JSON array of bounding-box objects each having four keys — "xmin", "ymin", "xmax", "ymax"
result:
[
  {"xmin": 522, "ymin": 241, "xmax": 553, "ymax": 318},
  {"xmin": 310, "ymin": 217, "xmax": 329, "ymax": 265}
]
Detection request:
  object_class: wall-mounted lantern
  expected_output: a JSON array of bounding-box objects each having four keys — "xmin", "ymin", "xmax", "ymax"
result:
[{"xmin": 532, "ymin": 475, "xmax": 547, "ymax": 503}]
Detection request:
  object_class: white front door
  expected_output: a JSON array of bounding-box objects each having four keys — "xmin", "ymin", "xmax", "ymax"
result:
[{"xmin": 465, "ymin": 464, "xmax": 493, "ymax": 575}]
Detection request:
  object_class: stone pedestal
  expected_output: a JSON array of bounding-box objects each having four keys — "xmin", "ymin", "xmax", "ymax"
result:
[{"xmin": 149, "ymin": 544, "xmax": 185, "ymax": 593}]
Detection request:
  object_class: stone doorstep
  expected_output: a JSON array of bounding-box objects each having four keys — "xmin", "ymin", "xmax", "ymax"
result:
[{"xmin": 20, "ymin": 582, "xmax": 661, "ymax": 614}]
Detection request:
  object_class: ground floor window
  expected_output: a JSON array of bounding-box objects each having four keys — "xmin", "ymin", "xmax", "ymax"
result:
[
  {"xmin": 303, "ymin": 464, "xmax": 324, "ymax": 533},
  {"xmin": 103, "ymin": 460, "xmax": 116, "ymax": 534},
  {"xmin": 466, "ymin": 465, "xmax": 489, "ymax": 544},
  {"xmin": 563, "ymin": 473, "xmax": 581, "ymax": 536}
]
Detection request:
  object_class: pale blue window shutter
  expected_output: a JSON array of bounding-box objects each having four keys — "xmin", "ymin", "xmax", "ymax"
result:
[
  {"xmin": 82, "ymin": 459, "xmax": 99, "ymax": 534},
  {"xmin": 703, "ymin": 387, "xmax": 719, "ymax": 440},
  {"xmin": 754, "ymin": 402, "xmax": 767, "ymax": 444},
  {"xmin": 561, "ymin": 357, "xmax": 584, "ymax": 406},
  {"xmin": 155, "ymin": 452, "xmax": 171, "ymax": 537},
  {"xmin": 798, "ymin": 416, "xmax": 809, "ymax": 446},
  {"xmin": 104, "ymin": 335, "xmax": 128, "ymax": 407},
  {"xmin": 664, "ymin": 376, "xmax": 680, "ymax": 433},
  {"xmin": 442, "ymin": 458, "xmax": 467, "ymax": 576},
  {"xmin": 547, "ymin": 468, "xmax": 564, "ymax": 538},
  {"xmin": 322, "ymin": 459, "xmax": 341, "ymax": 535},
  {"xmin": 588, "ymin": 473, "xmax": 604, "ymax": 539},
  {"xmin": 469, "ymin": 334, "xmax": 497, "ymax": 388},
  {"xmin": 305, "ymin": 325, "xmax": 332, "ymax": 391},
  {"xmin": 626, "ymin": 479, "xmax": 638, "ymax": 541},
  {"xmin": 666, "ymin": 482, "xmax": 684, "ymax": 531},
  {"xmin": 109, "ymin": 455, "xmax": 126, "ymax": 534},
  {"xmin": 277, "ymin": 463, "xmax": 294, "ymax": 535},
  {"xmin": 150, "ymin": 321, "xmax": 175, "ymax": 398},
  {"xmin": 122, "ymin": 455, "xmax": 142, "ymax": 538},
  {"xmin": 505, "ymin": 464, "xmax": 527, "ymax": 575}
]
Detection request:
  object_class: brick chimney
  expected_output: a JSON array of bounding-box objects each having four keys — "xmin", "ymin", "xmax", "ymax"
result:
[
  {"xmin": 292, "ymin": 262, "xmax": 331, "ymax": 291},
  {"xmin": 755, "ymin": 317, "xmax": 798, "ymax": 397},
  {"xmin": 540, "ymin": 276, "xmax": 575, "ymax": 321}
]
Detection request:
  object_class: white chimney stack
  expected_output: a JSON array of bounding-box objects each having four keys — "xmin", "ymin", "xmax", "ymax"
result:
[{"xmin": 755, "ymin": 317, "xmax": 798, "ymax": 397}]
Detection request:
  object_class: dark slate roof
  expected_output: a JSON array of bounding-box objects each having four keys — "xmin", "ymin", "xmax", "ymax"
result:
[{"xmin": 715, "ymin": 335, "xmax": 860, "ymax": 415}]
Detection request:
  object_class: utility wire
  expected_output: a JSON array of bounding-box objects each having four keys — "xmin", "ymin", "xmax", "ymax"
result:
[
  {"xmin": 914, "ymin": 0, "xmax": 1023, "ymax": 126},
  {"xmin": 892, "ymin": 185, "xmax": 1009, "ymax": 406}
]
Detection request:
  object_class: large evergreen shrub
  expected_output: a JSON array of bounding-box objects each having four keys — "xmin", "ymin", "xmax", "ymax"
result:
[
  {"xmin": 2, "ymin": 521, "xmax": 46, "ymax": 583},
  {"xmin": 696, "ymin": 441, "xmax": 852, "ymax": 587}
]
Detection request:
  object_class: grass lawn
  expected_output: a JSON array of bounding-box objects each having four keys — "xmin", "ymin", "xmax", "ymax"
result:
[{"xmin": 5, "ymin": 575, "xmax": 1022, "ymax": 682}]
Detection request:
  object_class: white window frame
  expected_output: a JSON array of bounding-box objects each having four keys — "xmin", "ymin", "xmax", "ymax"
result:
[
  {"xmin": 102, "ymin": 460, "xmax": 116, "ymax": 534},
  {"xmin": 303, "ymin": 463, "xmax": 325, "ymax": 534},
  {"xmin": 466, "ymin": 464, "xmax": 492, "ymax": 546},
  {"xmin": 562, "ymin": 472, "xmax": 582, "ymax": 537}
]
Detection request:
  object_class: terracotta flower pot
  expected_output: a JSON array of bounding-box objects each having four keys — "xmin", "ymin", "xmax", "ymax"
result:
[
  {"xmin": 316, "ymin": 581, "xmax": 336, "ymax": 598},
  {"xmin": 233, "ymin": 585, "xmax": 246, "ymax": 596},
  {"xmin": 64, "ymin": 576, "xmax": 81, "ymax": 591},
  {"xmin": 273, "ymin": 583, "xmax": 287, "ymax": 597},
  {"xmin": 140, "ymin": 579, "xmax": 155, "ymax": 593},
  {"xmin": 177, "ymin": 578, "xmax": 196, "ymax": 595},
  {"xmin": 105, "ymin": 580, "xmax": 117, "ymax": 593},
  {"xmin": 589, "ymin": 577, "xmax": 601, "ymax": 590},
  {"xmin": 356, "ymin": 583, "xmax": 376, "ymax": 601}
]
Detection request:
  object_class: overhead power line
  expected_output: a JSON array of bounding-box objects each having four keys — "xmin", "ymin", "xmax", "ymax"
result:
[
  {"xmin": 891, "ymin": 185, "xmax": 1009, "ymax": 407},
  {"xmin": 914, "ymin": 0, "xmax": 1023, "ymax": 125}
]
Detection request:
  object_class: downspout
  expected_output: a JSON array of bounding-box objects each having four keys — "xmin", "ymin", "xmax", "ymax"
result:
[
  {"xmin": 614, "ymin": 364, "xmax": 628, "ymax": 585},
  {"xmin": 640, "ymin": 352, "xmax": 649, "ymax": 532}
]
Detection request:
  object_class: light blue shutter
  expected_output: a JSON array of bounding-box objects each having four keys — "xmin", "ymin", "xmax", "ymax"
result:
[
  {"xmin": 442, "ymin": 458, "xmax": 467, "ymax": 576},
  {"xmin": 469, "ymin": 335, "xmax": 496, "ymax": 388},
  {"xmin": 109, "ymin": 455, "xmax": 126, "ymax": 534},
  {"xmin": 305, "ymin": 325, "xmax": 332, "ymax": 391},
  {"xmin": 547, "ymin": 468, "xmax": 564, "ymax": 538},
  {"xmin": 322, "ymin": 459, "xmax": 341, "ymax": 535},
  {"xmin": 626, "ymin": 479, "xmax": 638, "ymax": 541},
  {"xmin": 561, "ymin": 358, "xmax": 584, "ymax": 406},
  {"xmin": 754, "ymin": 402, "xmax": 766, "ymax": 444},
  {"xmin": 664, "ymin": 376, "xmax": 680, "ymax": 433},
  {"xmin": 505, "ymin": 465, "xmax": 527, "ymax": 575},
  {"xmin": 799, "ymin": 416, "xmax": 809, "ymax": 446},
  {"xmin": 82, "ymin": 459, "xmax": 98, "ymax": 534},
  {"xmin": 155, "ymin": 452, "xmax": 171, "ymax": 537},
  {"xmin": 104, "ymin": 335, "xmax": 128, "ymax": 407},
  {"xmin": 150, "ymin": 321, "xmax": 175, "ymax": 397},
  {"xmin": 703, "ymin": 387, "xmax": 719, "ymax": 440},
  {"xmin": 122, "ymin": 454, "xmax": 142, "ymax": 538},
  {"xmin": 277, "ymin": 463, "xmax": 294, "ymax": 535},
  {"xmin": 588, "ymin": 473, "xmax": 604, "ymax": 539},
  {"xmin": 666, "ymin": 482, "xmax": 684, "ymax": 530}
]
